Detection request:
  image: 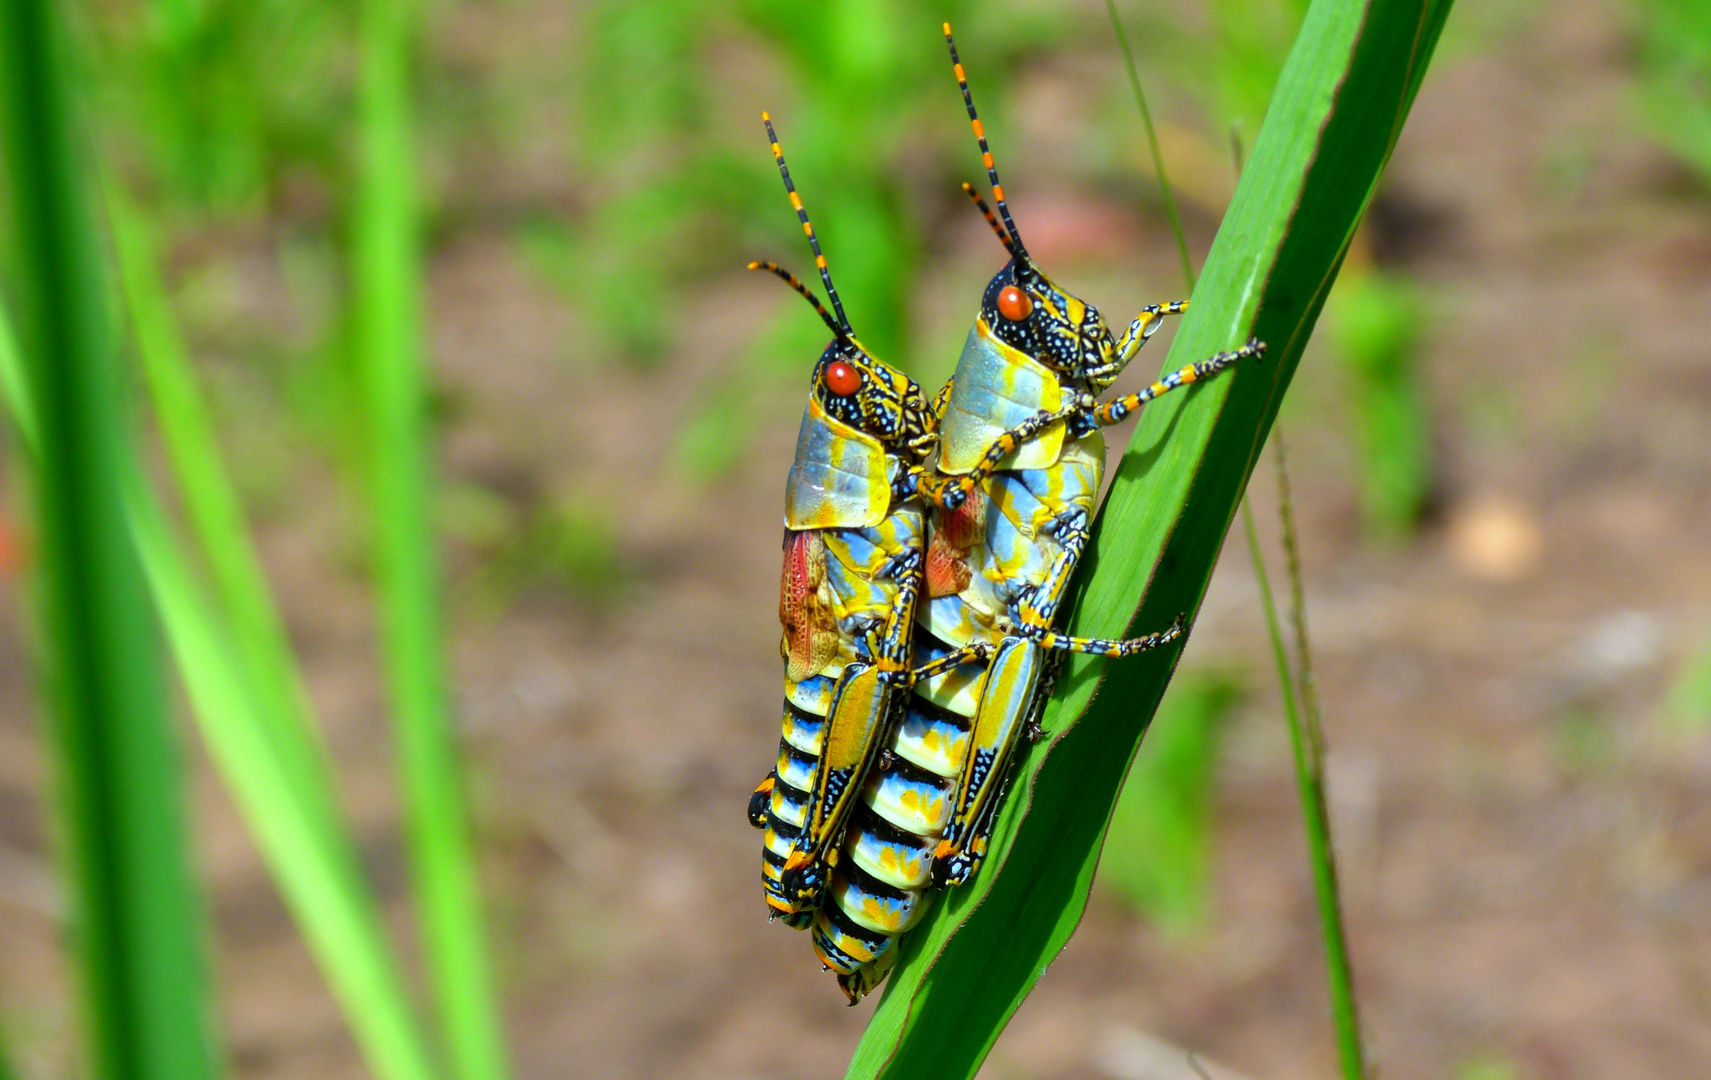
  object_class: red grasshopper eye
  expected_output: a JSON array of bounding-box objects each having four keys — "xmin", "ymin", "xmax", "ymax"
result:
[
  {"xmin": 997, "ymin": 285, "xmax": 1032, "ymax": 322},
  {"xmin": 824, "ymin": 360, "xmax": 862, "ymax": 397}
]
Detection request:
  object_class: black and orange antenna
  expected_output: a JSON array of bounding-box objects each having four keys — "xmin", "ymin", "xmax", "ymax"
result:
[
  {"xmin": 762, "ymin": 111, "xmax": 851, "ymax": 334},
  {"xmin": 944, "ymin": 23, "xmax": 1027, "ymax": 261},
  {"xmin": 747, "ymin": 260, "xmax": 845, "ymax": 340},
  {"xmin": 960, "ymin": 181, "xmax": 1015, "ymax": 256}
]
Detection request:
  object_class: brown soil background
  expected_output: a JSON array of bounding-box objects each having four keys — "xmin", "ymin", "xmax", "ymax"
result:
[{"xmin": 3, "ymin": 1, "xmax": 1711, "ymax": 1078}]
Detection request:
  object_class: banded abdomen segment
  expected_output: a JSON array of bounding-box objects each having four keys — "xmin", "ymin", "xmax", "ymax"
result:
[
  {"xmin": 758, "ymin": 691, "xmax": 831, "ymax": 928},
  {"xmin": 753, "ymin": 511, "xmax": 924, "ymax": 922},
  {"xmin": 809, "ymin": 690, "xmax": 972, "ymax": 1002}
]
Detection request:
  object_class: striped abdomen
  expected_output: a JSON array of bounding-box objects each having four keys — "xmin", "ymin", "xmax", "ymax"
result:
[{"xmin": 808, "ymin": 686, "xmax": 973, "ymax": 1001}]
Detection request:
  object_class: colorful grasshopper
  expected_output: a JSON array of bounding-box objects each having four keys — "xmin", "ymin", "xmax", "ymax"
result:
[
  {"xmin": 745, "ymin": 111, "xmax": 938, "ymax": 930},
  {"xmin": 743, "ymin": 111, "xmax": 1180, "ymax": 1001},
  {"xmin": 746, "ymin": 113, "xmax": 1021, "ymax": 930},
  {"xmin": 904, "ymin": 25, "xmax": 1268, "ymax": 895}
]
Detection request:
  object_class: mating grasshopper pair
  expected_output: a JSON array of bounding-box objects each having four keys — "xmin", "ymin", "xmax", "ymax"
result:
[{"xmin": 748, "ymin": 26, "xmax": 1266, "ymax": 1002}]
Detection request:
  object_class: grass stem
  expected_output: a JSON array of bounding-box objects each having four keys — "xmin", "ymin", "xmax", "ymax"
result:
[
  {"xmin": 0, "ymin": 2, "xmax": 217, "ymax": 1077},
  {"xmin": 1242, "ymin": 487, "xmax": 1364, "ymax": 1080},
  {"xmin": 1107, "ymin": 0, "xmax": 1196, "ymax": 291},
  {"xmin": 1269, "ymin": 430, "xmax": 1364, "ymax": 1079},
  {"xmin": 355, "ymin": 0, "xmax": 510, "ymax": 1074}
]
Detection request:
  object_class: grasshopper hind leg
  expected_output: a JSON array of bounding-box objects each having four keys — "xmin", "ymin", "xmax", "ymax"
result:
[{"xmin": 748, "ymin": 771, "xmax": 776, "ymax": 829}]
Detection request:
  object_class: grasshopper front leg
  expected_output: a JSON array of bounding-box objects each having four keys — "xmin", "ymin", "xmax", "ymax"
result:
[
  {"xmin": 1083, "ymin": 300, "xmax": 1189, "ymax": 384},
  {"xmin": 1091, "ymin": 338, "xmax": 1265, "ymax": 426}
]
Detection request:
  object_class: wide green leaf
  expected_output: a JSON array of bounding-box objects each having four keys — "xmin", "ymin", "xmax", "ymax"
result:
[{"xmin": 848, "ymin": 1, "xmax": 1453, "ymax": 1076}]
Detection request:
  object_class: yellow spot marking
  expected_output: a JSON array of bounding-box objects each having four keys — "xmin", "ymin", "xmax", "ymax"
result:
[
  {"xmin": 982, "ymin": 152, "xmax": 994, "ymax": 169},
  {"xmin": 992, "ymin": 184, "xmax": 1005, "ymax": 201},
  {"xmin": 862, "ymin": 898, "xmax": 886, "ymax": 923},
  {"xmin": 880, "ymin": 848, "xmax": 898, "ymax": 871},
  {"xmin": 816, "ymin": 254, "xmax": 827, "ymax": 269},
  {"xmin": 943, "ymin": 22, "xmax": 951, "ymax": 34},
  {"xmin": 789, "ymin": 191, "xmax": 803, "ymax": 210},
  {"xmin": 770, "ymin": 142, "xmax": 781, "ymax": 158},
  {"xmin": 954, "ymin": 63, "xmax": 965, "ymax": 80},
  {"xmin": 972, "ymin": 119, "xmax": 984, "ymax": 138},
  {"xmin": 901, "ymin": 789, "xmax": 920, "ymax": 812},
  {"xmin": 762, "ymin": 110, "xmax": 771, "ymax": 122},
  {"xmin": 802, "ymin": 222, "xmax": 814, "ymax": 237}
]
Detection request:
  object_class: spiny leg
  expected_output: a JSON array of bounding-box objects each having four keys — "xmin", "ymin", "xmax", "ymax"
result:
[
  {"xmin": 1022, "ymin": 613, "xmax": 1187, "ymax": 657},
  {"xmin": 1084, "ymin": 301, "xmax": 1191, "ymax": 383},
  {"xmin": 775, "ymin": 549, "xmax": 921, "ymax": 909},
  {"xmin": 1014, "ymin": 505, "xmax": 1091, "ymax": 629},
  {"xmin": 1093, "ymin": 338, "xmax": 1265, "ymax": 427},
  {"xmin": 928, "ymin": 377, "xmax": 956, "ymax": 423},
  {"xmin": 868, "ymin": 550, "xmax": 924, "ymax": 668}
]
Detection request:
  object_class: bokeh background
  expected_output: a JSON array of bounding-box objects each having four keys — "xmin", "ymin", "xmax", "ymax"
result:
[{"xmin": 2, "ymin": 0, "xmax": 1710, "ymax": 1077}]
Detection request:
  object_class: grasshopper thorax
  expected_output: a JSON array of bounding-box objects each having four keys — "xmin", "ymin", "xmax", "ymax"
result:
[{"xmin": 979, "ymin": 261, "xmax": 1118, "ymax": 392}]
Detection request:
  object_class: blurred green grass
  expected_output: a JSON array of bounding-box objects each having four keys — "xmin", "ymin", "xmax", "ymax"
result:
[{"xmin": 1632, "ymin": 0, "xmax": 1711, "ymax": 184}]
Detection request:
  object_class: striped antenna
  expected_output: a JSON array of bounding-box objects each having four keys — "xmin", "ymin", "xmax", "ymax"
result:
[
  {"xmin": 762, "ymin": 111, "xmax": 850, "ymax": 333},
  {"xmin": 944, "ymin": 24, "xmax": 1026, "ymax": 259},
  {"xmin": 748, "ymin": 260, "xmax": 845, "ymax": 340},
  {"xmin": 960, "ymin": 181, "xmax": 1015, "ymax": 255}
]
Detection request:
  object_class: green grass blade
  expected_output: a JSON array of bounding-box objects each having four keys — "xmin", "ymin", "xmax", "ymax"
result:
[
  {"xmin": 0, "ymin": 297, "xmax": 38, "ymax": 450},
  {"xmin": 125, "ymin": 479, "xmax": 445, "ymax": 1080},
  {"xmin": 0, "ymin": 291, "xmax": 443, "ymax": 1080},
  {"xmin": 355, "ymin": 0, "xmax": 510, "ymax": 1075},
  {"xmin": 0, "ymin": 2, "xmax": 218, "ymax": 1078},
  {"xmin": 1107, "ymin": 0, "xmax": 1195, "ymax": 291},
  {"xmin": 848, "ymin": 1, "xmax": 1452, "ymax": 1075},
  {"xmin": 107, "ymin": 187, "xmax": 339, "ymax": 831},
  {"xmin": 102, "ymin": 187, "xmax": 447, "ymax": 1080},
  {"xmin": 1147, "ymin": 21, "xmax": 1368, "ymax": 1065}
]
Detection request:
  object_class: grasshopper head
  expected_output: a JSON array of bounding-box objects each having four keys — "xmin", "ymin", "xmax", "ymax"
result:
[
  {"xmin": 752, "ymin": 111, "xmax": 935, "ymax": 460},
  {"xmin": 979, "ymin": 259, "xmax": 1116, "ymax": 384},
  {"xmin": 810, "ymin": 336, "xmax": 930, "ymax": 454}
]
